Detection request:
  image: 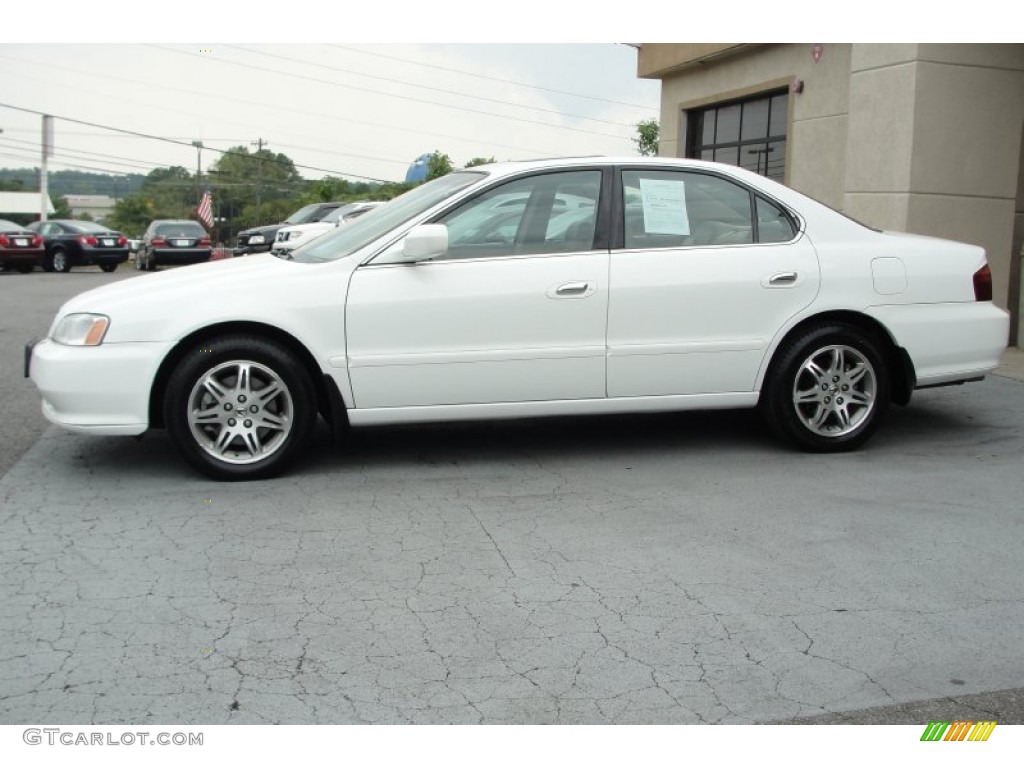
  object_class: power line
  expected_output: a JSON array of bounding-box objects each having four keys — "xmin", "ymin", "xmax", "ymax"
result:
[
  {"xmin": 0, "ymin": 102, "xmax": 393, "ymax": 183},
  {"xmin": 0, "ymin": 55, "xmax": 566, "ymax": 164},
  {"xmin": 148, "ymin": 45, "xmax": 631, "ymax": 140},
  {"xmin": 328, "ymin": 44, "xmax": 657, "ymax": 111},
  {"xmin": 223, "ymin": 44, "xmax": 639, "ymax": 129}
]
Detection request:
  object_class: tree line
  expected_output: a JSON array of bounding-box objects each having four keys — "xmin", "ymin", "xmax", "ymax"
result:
[{"xmin": 1, "ymin": 120, "xmax": 658, "ymax": 239}]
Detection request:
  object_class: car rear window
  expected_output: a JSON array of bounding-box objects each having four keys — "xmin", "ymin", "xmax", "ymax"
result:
[
  {"xmin": 68, "ymin": 221, "xmax": 112, "ymax": 233},
  {"xmin": 155, "ymin": 223, "xmax": 206, "ymax": 237}
]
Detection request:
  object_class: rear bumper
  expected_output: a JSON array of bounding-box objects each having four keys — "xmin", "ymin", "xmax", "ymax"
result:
[
  {"xmin": 1, "ymin": 248, "xmax": 44, "ymax": 266},
  {"xmin": 80, "ymin": 248, "xmax": 130, "ymax": 266},
  {"xmin": 151, "ymin": 248, "xmax": 211, "ymax": 265},
  {"xmin": 867, "ymin": 301, "xmax": 1010, "ymax": 387},
  {"xmin": 27, "ymin": 337, "xmax": 167, "ymax": 435}
]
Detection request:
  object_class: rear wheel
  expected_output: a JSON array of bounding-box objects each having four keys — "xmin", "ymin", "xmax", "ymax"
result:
[
  {"xmin": 762, "ymin": 324, "xmax": 890, "ymax": 452},
  {"xmin": 51, "ymin": 249, "xmax": 71, "ymax": 273},
  {"xmin": 163, "ymin": 336, "xmax": 318, "ymax": 480}
]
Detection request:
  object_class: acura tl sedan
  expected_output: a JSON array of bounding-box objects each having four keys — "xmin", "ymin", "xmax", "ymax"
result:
[{"xmin": 26, "ymin": 158, "xmax": 1010, "ymax": 480}]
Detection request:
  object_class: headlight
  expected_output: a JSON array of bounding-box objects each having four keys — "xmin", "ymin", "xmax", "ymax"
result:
[
  {"xmin": 52, "ymin": 313, "xmax": 110, "ymax": 346},
  {"xmin": 249, "ymin": 234, "xmax": 265, "ymax": 245},
  {"xmin": 288, "ymin": 231, "xmax": 303, "ymax": 240}
]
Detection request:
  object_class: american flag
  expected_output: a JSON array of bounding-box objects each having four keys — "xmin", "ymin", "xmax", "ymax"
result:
[{"xmin": 197, "ymin": 188, "xmax": 214, "ymax": 230}]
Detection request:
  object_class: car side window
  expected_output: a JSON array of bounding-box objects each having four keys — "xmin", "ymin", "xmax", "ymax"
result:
[
  {"xmin": 622, "ymin": 169, "xmax": 768, "ymax": 249},
  {"xmin": 435, "ymin": 170, "xmax": 601, "ymax": 261},
  {"xmin": 756, "ymin": 195, "xmax": 797, "ymax": 243}
]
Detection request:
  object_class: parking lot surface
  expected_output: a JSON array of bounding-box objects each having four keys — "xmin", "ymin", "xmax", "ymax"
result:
[{"xmin": 2, "ymin": 269, "xmax": 1024, "ymax": 724}]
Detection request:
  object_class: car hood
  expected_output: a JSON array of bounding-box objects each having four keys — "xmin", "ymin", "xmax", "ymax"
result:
[
  {"xmin": 239, "ymin": 223, "xmax": 285, "ymax": 237},
  {"xmin": 54, "ymin": 254, "xmax": 350, "ymax": 343},
  {"xmin": 279, "ymin": 221, "xmax": 333, "ymax": 235}
]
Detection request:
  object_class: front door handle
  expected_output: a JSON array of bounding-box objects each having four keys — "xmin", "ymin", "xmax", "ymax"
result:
[{"xmin": 554, "ymin": 281, "xmax": 590, "ymax": 296}]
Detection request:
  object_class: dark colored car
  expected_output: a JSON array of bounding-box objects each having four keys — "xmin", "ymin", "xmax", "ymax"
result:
[
  {"xmin": 233, "ymin": 202, "xmax": 346, "ymax": 256},
  {"xmin": 136, "ymin": 220, "xmax": 212, "ymax": 271},
  {"xmin": 27, "ymin": 219, "xmax": 129, "ymax": 273},
  {"xmin": 0, "ymin": 219, "xmax": 45, "ymax": 273}
]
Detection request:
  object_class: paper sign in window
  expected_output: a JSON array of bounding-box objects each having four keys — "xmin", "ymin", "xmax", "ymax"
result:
[{"xmin": 639, "ymin": 178, "xmax": 690, "ymax": 235}]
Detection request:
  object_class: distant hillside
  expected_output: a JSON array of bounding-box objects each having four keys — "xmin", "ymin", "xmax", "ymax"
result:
[{"xmin": 0, "ymin": 168, "xmax": 146, "ymax": 198}]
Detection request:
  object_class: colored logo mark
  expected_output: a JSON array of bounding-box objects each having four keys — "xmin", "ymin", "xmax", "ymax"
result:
[{"xmin": 920, "ymin": 721, "xmax": 996, "ymax": 742}]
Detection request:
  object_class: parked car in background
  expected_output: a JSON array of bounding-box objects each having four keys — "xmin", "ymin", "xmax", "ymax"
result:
[
  {"xmin": 233, "ymin": 202, "xmax": 347, "ymax": 256},
  {"xmin": 135, "ymin": 220, "xmax": 212, "ymax": 271},
  {"xmin": 26, "ymin": 157, "xmax": 1010, "ymax": 481},
  {"xmin": 27, "ymin": 219, "xmax": 129, "ymax": 273},
  {"xmin": 272, "ymin": 201, "xmax": 383, "ymax": 256},
  {"xmin": 0, "ymin": 219, "xmax": 44, "ymax": 273}
]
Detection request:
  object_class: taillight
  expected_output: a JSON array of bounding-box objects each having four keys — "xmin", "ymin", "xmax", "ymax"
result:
[
  {"xmin": 0, "ymin": 235, "xmax": 9, "ymax": 246},
  {"xmin": 152, "ymin": 237, "xmax": 167, "ymax": 247},
  {"xmin": 973, "ymin": 265, "xmax": 992, "ymax": 301},
  {"xmin": 117, "ymin": 236, "xmax": 127, "ymax": 246},
  {"xmin": 77, "ymin": 235, "xmax": 98, "ymax": 246},
  {"xmin": 199, "ymin": 237, "xmax": 211, "ymax": 247},
  {"xmin": 32, "ymin": 235, "xmax": 42, "ymax": 247}
]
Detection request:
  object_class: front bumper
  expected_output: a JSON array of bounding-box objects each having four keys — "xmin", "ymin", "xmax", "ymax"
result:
[
  {"xmin": 26, "ymin": 337, "xmax": 169, "ymax": 435},
  {"xmin": 232, "ymin": 243, "xmax": 272, "ymax": 257}
]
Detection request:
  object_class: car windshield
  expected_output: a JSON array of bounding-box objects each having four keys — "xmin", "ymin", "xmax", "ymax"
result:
[
  {"xmin": 293, "ymin": 172, "xmax": 486, "ymax": 263},
  {"xmin": 155, "ymin": 223, "xmax": 205, "ymax": 237},
  {"xmin": 284, "ymin": 204, "xmax": 336, "ymax": 225}
]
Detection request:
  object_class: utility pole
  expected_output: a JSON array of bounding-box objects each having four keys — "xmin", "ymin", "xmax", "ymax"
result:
[
  {"xmin": 251, "ymin": 138, "xmax": 267, "ymax": 224},
  {"xmin": 192, "ymin": 140, "xmax": 204, "ymax": 205},
  {"xmin": 41, "ymin": 115, "xmax": 53, "ymax": 222}
]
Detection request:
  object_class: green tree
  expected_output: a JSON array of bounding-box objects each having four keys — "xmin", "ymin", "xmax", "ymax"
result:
[
  {"xmin": 52, "ymin": 196, "xmax": 73, "ymax": 218},
  {"xmin": 464, "ymin": 157, "xmax": 496, "ymax": 168},
  {"xmin": 106, "ymin": 195, "xmax": 157, "ymax": 237},
  {"xmin": 208, "ymin": 146, "xmax": 305, "ymax": 228},
  {"xmin": 634, "ymin": 118, "xmax": 660, "ymax": 157},
  {"xmin": 426, "ymin": 151, "xmax": 454, "ymax": 181}
]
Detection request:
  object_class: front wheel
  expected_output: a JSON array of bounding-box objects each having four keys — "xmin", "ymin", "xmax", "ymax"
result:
[
  {"xmin": 762, "ymin": 324, "xmax": 890, "ymax": 452},
  {"xmin": 163, "ymin": 336, "xmax": 318, "ymax": 480}
]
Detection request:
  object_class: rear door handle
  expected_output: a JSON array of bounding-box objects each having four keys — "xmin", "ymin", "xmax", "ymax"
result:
[{"xmin": 766, "ymin": 271, "xmax": 798, "ymax": 287}]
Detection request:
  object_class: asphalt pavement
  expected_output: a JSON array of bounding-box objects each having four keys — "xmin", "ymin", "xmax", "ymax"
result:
[{"xmin": 2, "ymin": 267, "xmax": 1024, "ymax": 724}]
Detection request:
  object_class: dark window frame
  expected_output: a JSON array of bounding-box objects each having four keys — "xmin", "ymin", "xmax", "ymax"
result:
[{"xmin": 686, "ymin": 90, "xmax": 789, "ymax": 182}]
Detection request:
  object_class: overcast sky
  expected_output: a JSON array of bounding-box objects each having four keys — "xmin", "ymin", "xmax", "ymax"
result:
[
  {"xmin": 0, "ymin": 3, "xmax": 1008, "ymax": 186},
  {"xmin": 0, "ymin": 43, "xmax": 660, "ymax": 184}
]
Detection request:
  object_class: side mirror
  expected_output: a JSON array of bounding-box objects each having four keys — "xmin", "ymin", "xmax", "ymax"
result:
[{"xmin": 401, "ymin": 224, "xmax": 448, "ymax": 262}]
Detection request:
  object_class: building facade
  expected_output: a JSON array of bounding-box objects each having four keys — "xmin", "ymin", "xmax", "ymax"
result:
[{"xmin": 637, "ymin": 43, "xmax": 1024, "ymax": 345}]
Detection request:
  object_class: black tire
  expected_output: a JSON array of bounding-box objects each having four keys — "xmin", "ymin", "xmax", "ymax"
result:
[
  {"xmin": 16, "ymin": 264, "xmax": 34, "ymax": 274},
  {"xmin": 51, "ymin": 248, "xmax": 71, "ymax": 273},
  {"xmin": 163, "ymin": 335, "xmax": 318, "ymax": 480},
  {"xmin": 761, "ymin": 323, "xmax": 890, "ymax": 452},
  {"xmin": 100, "ymin": 263, "xmax": 117, "ymax": 273}
]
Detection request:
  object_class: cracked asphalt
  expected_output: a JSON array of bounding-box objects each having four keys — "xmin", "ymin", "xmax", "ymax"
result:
[{"xmin": 2, "ymin": 270, "xmax": 1024, "ymax": 724}]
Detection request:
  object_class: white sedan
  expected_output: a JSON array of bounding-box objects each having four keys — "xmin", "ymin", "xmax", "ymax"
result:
[
  {"xmin": 271, "ymin": 201, "xmax": 383, "ymax": 256},
  {"xmin": 26, "ymin": 157, "xmax": 1010, "ymax": 480}
]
